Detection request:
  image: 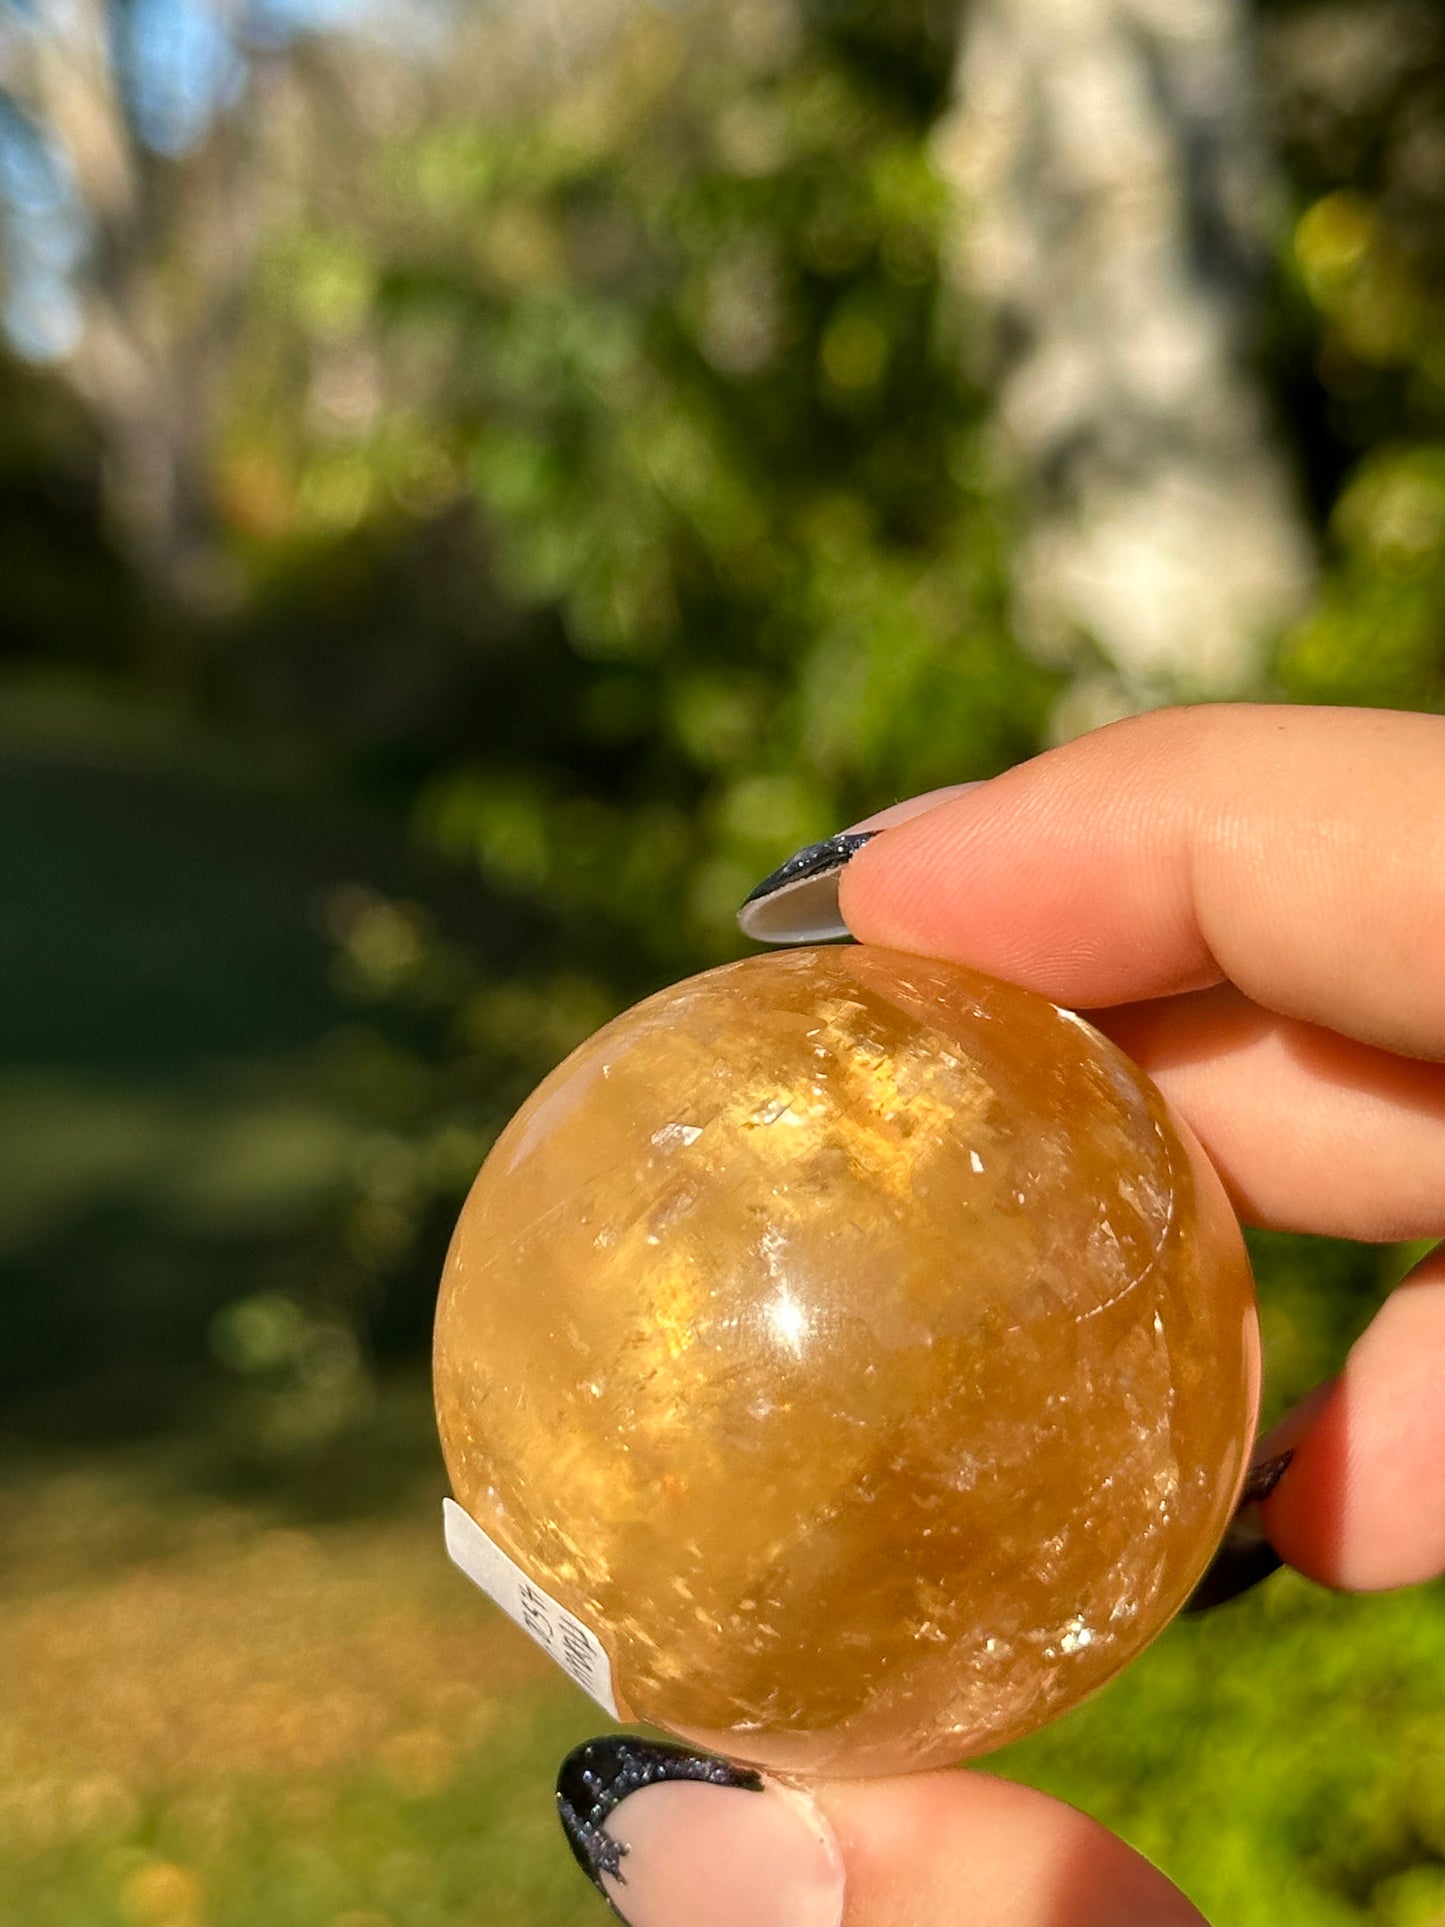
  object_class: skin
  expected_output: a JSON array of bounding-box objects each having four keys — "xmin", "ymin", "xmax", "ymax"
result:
[{"xmin": 789, "ymin": 703, "xmax": 1445, "ymax": 1925}]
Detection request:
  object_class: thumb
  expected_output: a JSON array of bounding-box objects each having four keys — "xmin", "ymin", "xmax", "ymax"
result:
[{"xmin": 556, "ymin": 1736, "xmax": 1206, "ymax": 1927}]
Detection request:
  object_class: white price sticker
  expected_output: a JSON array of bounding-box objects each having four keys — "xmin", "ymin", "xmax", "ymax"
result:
[{"xmin": 442, "ymin": 1498, "xmax": 621, "ymax": 1718}]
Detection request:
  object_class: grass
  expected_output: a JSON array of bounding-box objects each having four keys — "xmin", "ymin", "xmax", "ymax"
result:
[
  {"xmin": 0, "ymin": 1404, "xmax": 606, "ymax": 1927},
  {"xmin": 3, "ymin": 1385, "xmax": 1444, "ymax": 1927}
]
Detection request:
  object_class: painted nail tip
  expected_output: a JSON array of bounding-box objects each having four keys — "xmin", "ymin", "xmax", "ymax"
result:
[
  {"xmin": 739, "ymin": 830, "xmax": 878, "ymax": 908},
  {"xmin": 1241, "ymin": 1446, "xmax": 1295, "ymax": 1507},
  {"xmin": 557, "ymin": 1736, "xmax": 762, "ymax": 1896},
  {"xmin": 736, "ymin": 831, "xmax": 878, "ymax": 943},
  {"xmin": 1182, "ymin": 1536, "xmax": 1284, "ymax": 1614},
  {"xmin": 1180, "ymin": 1447, "xmax": 1298, "ymax": 1615},
  {"xmin": 559, "ymin": 1735, "xmax": 846, "ymax": 1927}
]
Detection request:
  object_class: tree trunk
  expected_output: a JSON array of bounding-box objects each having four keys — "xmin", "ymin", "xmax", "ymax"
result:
[{"xmin": 936, "ymin": 0, "xmax": 1315, "ymax": 724}]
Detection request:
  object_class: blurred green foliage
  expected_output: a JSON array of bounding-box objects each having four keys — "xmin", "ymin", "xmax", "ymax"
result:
[
  {"xmin": 1, "ymin": 0, "xmax": 1061, "ymax": 1440},
  {"xmin": 220, "ymin": 0, "xmax": 1051, "ymax": 948},
  {"xmin": 1, "ymin": 0, "xmax": 1444, "ymax": 1922},
  {"xmin": 1265, "ymin": 1, "xmax": 1445, "ymax": 709}
]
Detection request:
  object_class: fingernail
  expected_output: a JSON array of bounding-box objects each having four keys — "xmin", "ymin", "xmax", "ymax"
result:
[
  {"xmin": 736, "ymin": 782, "xmax": 987, "ymax": 945},
  {"xmin": 1239, "ymin": 1448, "xmax": 1296, "ymax": 1508},
  {"xmin": 1182, "ymin": 1448, "xmax": 1295, "ymax": 1614},
  {"xmin": 736, "ymin": 831, "xmax": 879, "ymax": 943},
  {"xmin": 557, "ymin": 1735, "xmax": 845, "ymax": 1927}
]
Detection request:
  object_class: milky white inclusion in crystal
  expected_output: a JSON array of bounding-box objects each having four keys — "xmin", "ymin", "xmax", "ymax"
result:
[{"xmin": 434, "ymin": 945, "xmax": 1259, "ymax": 1776}]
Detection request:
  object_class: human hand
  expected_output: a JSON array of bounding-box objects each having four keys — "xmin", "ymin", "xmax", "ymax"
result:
[{"xmin": 554, "ymin": 702, "xmax": 1445, "ymax": 1927}]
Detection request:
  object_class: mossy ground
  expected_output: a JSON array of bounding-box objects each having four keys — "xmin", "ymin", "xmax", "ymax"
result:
[{"xmin": 3, "ymin": 1385, "xmax": 1443, "ymax": 1927}]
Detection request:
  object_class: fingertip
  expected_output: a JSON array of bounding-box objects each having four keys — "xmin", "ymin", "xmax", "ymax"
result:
[
  {"xmin": 552, "ymin": 1740, "xmax": 1204, "ymax": 1927},
  {"xmin": 836, "ymin": 723, "xmax": 1217, "ymax": 1008},
  {"xmin": 814, "ymin": 1770, "xmax": 1206, "ymax": 1927},
  {"xmin": 838, "ymin": 703, "xmax": 1445, "ymax": 1052},
  {"xmin": 1257, "ymin": 1381, "xmax": 1351, "ymax": 1588},
  {"xmin": 1262, "ymin": 1250, "xmax": 1445, "ymax": 1591}
]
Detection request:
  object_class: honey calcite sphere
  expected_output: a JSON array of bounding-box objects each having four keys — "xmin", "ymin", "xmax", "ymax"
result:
[{"xmin": 434, "ymin": 945, "xmax": 1258, "ymax": 1776}]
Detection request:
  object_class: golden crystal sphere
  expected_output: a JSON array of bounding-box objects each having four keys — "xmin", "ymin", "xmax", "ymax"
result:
[{"xmin": 434, "ymin": 945, "xmax": 1258, "ymax": 1775}]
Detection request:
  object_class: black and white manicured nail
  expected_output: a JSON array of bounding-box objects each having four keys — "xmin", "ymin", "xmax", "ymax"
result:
[
  {"xmin": 557, "ymin": 1735, "xmax": 843, "ymax": 1927},
  {"xmin": 1182, "ymin": 1449, "xmax": 1295, "ymax": 1614},
  {"xmin": 735, "ymin": 832, "xmax": 879, "ymax": 944},
  {"xmin": 736, "ymin": 783, "xmax": 990, "ymax": 944}
]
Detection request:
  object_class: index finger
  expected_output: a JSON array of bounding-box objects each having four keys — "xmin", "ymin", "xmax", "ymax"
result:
[{"xmin": 838, "ymin": 703, "xmax": 1445, "ymax": 1063}]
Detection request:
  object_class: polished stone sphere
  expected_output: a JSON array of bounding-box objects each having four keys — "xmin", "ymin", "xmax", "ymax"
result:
[{"xmin": 434, "ymin": 946, "xmax": 1258, "ymax": 1776}]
